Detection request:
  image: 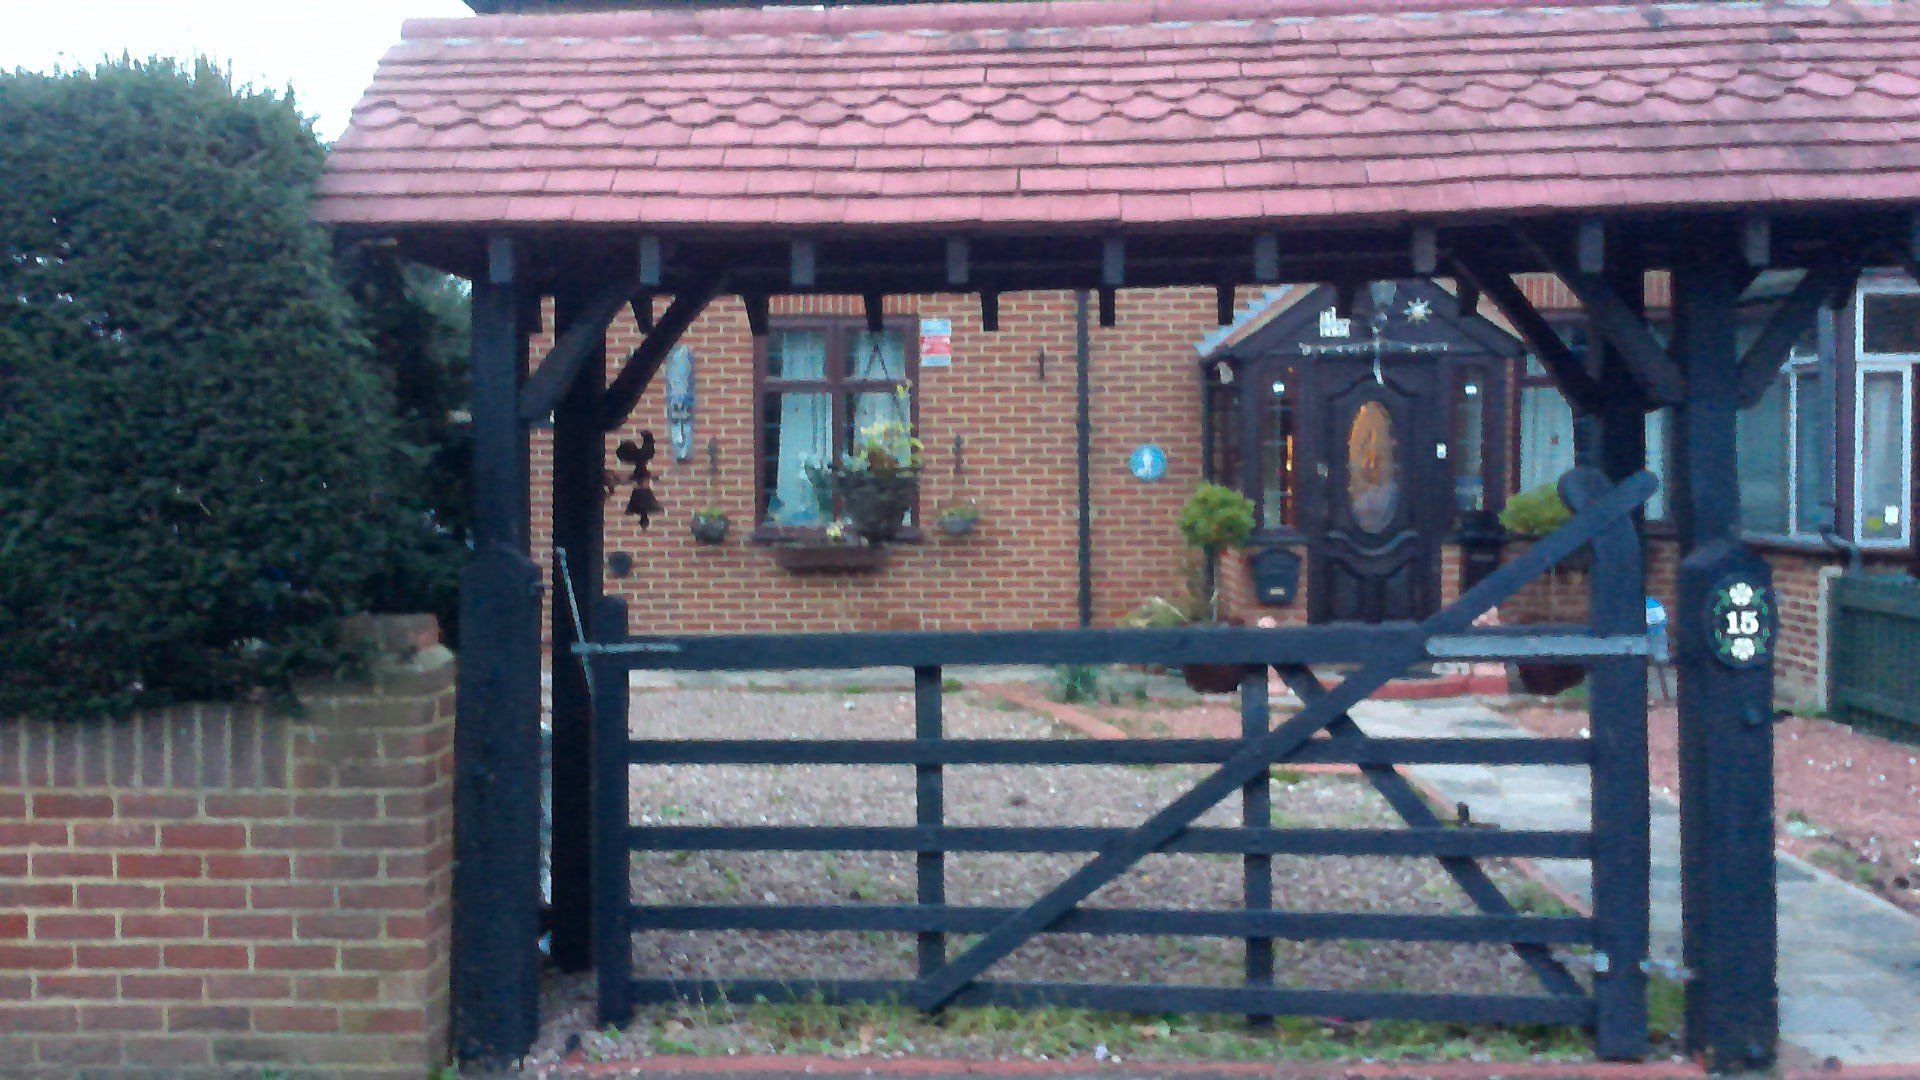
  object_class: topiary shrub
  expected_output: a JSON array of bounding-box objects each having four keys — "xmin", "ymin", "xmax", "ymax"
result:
[
  {"xmin": 1499, "ymin": 483, "xmax": 1573, "ymax": 538},
  {"xmin": 1177, "ymin": 483, "xmax": 1257, "ymax": 552},
  {"xmin": 0, "ymin": 60, "xmax": 456, "ymax": 719}
]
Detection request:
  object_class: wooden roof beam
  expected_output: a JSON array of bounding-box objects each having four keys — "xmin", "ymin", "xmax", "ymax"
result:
[
  {"xmin": 1734, "ymin": 246, "xmax": 1865, "ymax": 407},
  {"xmin": 1448, "ymin": 249, "xmax": 1603, "ymax": 414},
  {"xmin": 1513, "ymin": 223, "xmax": 1686, "ymax": 406},
  {"xmin": 519, "ymin": 274, "xmax": 637, "ymax": 422},
  {"xmin": 597, "ymin": 277, "xmax": 726, "ymax": 432}
]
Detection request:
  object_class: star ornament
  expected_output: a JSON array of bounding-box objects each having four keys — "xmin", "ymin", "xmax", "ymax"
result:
[{"xmin": 1404, "ymin": 298, "xmax": 1432, "ymax": 324}]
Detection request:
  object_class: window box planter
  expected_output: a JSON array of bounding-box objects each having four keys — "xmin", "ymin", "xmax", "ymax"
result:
[{"xmin": 769, "ymin": 543, "xmax": 888, "ymax": 574}]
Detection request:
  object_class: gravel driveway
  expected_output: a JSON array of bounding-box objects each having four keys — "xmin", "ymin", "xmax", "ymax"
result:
[{"xmin": 624, "ymin": 686, "xmax": 1546, "ymax": 994}]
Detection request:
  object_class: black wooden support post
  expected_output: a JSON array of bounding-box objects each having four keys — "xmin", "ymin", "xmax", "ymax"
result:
[
  {"xmin": 1240, "ymin": 669, "xmax": 1273, "ymax": 1028},
  {"xmin": 590, "ymin": 596, "xmax": 635, "ymax": 1026},
  {"xmin": 452, "ymin": 236, "xmax": 544, "ymax": 1066},
  {"xmin": 914, "ymin": 667, "xmax": 946, "ymax": 976},
  {"xmin": 1669, "ymin": 219, "xmax": 1778, "ymax": 1073},
  {"xmin": 550, "ymin": 282, "xmax": 608, "ymax": 972},
  {"xmin": 1583, "ymin": 351, "xmax": 1652, "ymax": 1057}
]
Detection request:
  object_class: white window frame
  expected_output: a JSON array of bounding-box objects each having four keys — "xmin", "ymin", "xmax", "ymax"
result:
[
  {"xmin": 1852, "ymin": 281, "xmax": 1919, "ymax": 548},
  {"xmin": 1739, "ymin": 348, "xmax": 1825, "ymax": 543}
]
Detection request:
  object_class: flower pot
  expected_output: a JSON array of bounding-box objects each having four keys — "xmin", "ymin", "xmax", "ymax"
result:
[
  {"xmin": 834, "ymin": 471, "xmax": 918, "ymax": 543},
  {"xmin": 770, "ymin": 544, "xmax": 888, "ymax": 574},
  {"xmin": 938, "ymin": 514, "xmax": 977, "ymax": 538},
  {"xmin": 690, "ymin": 515, "xmax": 729, "ymax": 545},
  {"xmin": 1515, "ymin": 662, "xmax": 1586, "ymax": 696},
  {"xmin": 1181, "ymin": 663, "xmax": 1248, "ymax": 695}
]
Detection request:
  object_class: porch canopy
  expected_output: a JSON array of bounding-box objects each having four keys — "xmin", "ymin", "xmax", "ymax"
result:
[{"xmin": 317, "ymin": 0, "xmax": 1920, "ymax": 1071}]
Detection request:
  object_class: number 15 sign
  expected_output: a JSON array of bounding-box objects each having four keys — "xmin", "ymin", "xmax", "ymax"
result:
[{"xmin": 1707, "ymin": 576, "xmax": 1775, "ymax": 668}]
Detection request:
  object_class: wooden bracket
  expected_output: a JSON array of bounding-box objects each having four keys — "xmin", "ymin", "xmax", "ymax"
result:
[
  {"xmin": 980, "ymin": 290, "xmax": 1000, "ymax": 332},
  {"xmin": 863, "ymin": 291, "xmax": 885, "ymax": 334},
  {"xmin": 1734, "ymin": 248, "xmax": 1862, "ymax": 407},
  {"xmin": 1253, "ymin": 234, "xmax": 1280, "ymax": 283},
  {"xmin": 946, "ymin": 238, "xmax": 970, "ymax": 287},
  {"xmin": 1449, "ymin": 252, "xmax": 1603, "ymax": 413},
  {"xmin": 520, "ymin": 275, "xmax": 638, "ymax": 421},
  {"xmin": 1097, "ymin": 287, "xmax": 1117, "ymax": 328},
  {"xmin": 598, "ymin": 279, "xmax": 725, "ymax": 432},
  {"xmin": 1411, "ymin": 226, "xmax": 1438, "ymax": 276},
  {"xmin": 1216, "ymin": 282, "xmax": 1236, "ymax": 327},
  {"xmin": 1514, "ymin": 225, "xmax": 1684, "ymax": 405}
]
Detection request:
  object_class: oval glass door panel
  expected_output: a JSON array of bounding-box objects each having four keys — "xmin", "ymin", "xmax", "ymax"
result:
[{"xmin": 1347, "ymin": 400, "xmax": 1399, "ymax": 534}]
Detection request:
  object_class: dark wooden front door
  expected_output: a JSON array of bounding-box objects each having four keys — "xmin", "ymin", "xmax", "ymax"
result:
[{"xmin": 1309, "ymin": 358, "xmax": 1447, "ymax": 623}]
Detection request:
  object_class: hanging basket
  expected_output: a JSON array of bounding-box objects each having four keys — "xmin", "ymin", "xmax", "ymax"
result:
[{"xmin": 834, "ymin": 470, "xmax": 919, "ymax": 543}]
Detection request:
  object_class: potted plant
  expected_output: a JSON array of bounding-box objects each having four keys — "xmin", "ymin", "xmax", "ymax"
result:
[
  {"xmin": 831, "ymin": 395, "xmax": 921, "ymax": 543},
  {"xmin": 937, "ymin": 499, "xmax": 981, "ymax": 538},
  {"xmin": 1498, "ymin": 482, "xmax": 1587, "ymax": 695},
  {"xmin": 1174, "ymin": 483, "xmax": 1257, "ymax": 694},
  {"xmin": 690, "ymin": 507, "xmax": 729, "ymax": 545}
]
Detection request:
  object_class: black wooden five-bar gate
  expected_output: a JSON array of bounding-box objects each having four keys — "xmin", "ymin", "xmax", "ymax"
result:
[{"xmin": 578, "ymin": 470, "xmax": 1657, "ymax": 1058}]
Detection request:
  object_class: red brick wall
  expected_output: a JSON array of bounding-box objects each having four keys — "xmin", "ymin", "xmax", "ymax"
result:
[
  {"xmin": 535, "ymin": 289, "xmax": 1234, "ymax": 635},
  {"xmin": 0, "ymin": 617, "xmax": 455, "ymax": 1079}
]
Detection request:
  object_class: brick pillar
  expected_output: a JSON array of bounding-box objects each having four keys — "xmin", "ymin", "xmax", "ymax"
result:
[{"xmin": 0, "ymin": 615, "xmax": 456, "ymax": 1079}]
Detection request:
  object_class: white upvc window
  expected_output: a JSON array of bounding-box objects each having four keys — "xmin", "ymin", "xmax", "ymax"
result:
[
  {"xmin": 1736, "ymin": 340, "xmax": 1826, "ymax": 541},
  {"xmin": 1853, "ymin": 283, "xmax": 1920, "ymax": 547}
]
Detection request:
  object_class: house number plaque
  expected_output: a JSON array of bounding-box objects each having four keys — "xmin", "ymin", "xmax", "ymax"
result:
[{"xmin": 1706, "ymin": 576, "xmax": 1774, "ymax": 668}]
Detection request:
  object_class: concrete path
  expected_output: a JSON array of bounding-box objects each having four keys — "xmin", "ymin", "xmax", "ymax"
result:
[{"xmin": 1349, "ymin": 698, "xmax": 1920, "ymax": 1069}]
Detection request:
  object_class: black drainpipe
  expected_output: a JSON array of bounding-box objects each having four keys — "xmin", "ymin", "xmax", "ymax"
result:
[{"xmin": 1076, "ymin": 290, "xmax": 1094, "ymax": 627}]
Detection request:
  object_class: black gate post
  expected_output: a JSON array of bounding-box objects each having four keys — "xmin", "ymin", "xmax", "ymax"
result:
[
  {"xmin": 549, "ymin": 280, "xmax": 608, "ymax": 972},
  {"xmin": 452, "ymin": 235, "xmax": 544, "ymax": 1066},
  {"xmin": 1669, "ymin": 218, "xmax": 1778, "ymax": 1072},
  {"xmin": 1586, "ymin": 244, "xmax": 1651, "ymax": 1060}
]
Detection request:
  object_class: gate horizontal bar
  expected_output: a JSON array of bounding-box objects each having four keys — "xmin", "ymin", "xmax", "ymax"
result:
[
  {"xmin": 628, "ymin": 736, "xmax": 1589, "ymax": 767},
  {"xmin": 584, "ymin": 624, "xmax": 1643, "ymax": 670},
  {"xmin": 629, "ymin": 825, "xmax": 1590, "ymax": 859},
  {"xmin": 631, "ymin": 904, "xmax": 1594, "ymax": 945},
  {"xmin": 628, "ymin": 978, "xmax": 1594, "ymax": 1026}
]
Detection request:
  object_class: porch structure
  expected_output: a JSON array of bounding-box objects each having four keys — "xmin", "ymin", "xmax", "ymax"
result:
[{"xmin": 315, "ymin": 0, "xmax": 1920, "ymax": 1072}]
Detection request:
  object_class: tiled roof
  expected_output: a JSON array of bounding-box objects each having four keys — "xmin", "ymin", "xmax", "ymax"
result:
[{"xmin": 315, "ymin": 0, "xmax": 1920, "ymax": 233}]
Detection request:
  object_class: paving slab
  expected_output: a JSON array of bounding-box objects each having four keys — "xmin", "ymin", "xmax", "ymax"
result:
[{"xmin": 1348, "ymin": 698, "xmax": 1920, "ymax": 1069}]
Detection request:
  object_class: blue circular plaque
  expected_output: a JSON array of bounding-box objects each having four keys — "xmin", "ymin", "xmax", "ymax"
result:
[{"xmin": 1129, "ymin": 444, "xmax": 1168, "ymax": 482}]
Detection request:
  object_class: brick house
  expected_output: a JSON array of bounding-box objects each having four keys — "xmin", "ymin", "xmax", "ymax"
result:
[{"xmin": 530, "ymin": 268, "xmax": 1916, "ymax": 708}]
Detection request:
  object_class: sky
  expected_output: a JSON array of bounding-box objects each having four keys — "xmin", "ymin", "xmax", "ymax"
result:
[{"xmin": 1, "ymin": 0, "xmax": 474, "ymax": 140}]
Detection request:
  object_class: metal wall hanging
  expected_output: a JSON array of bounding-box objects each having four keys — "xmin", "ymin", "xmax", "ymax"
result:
[
  {"xmin": 614, "ymin": 432, "xmax": 663, "ymax": 528},
  {"xmin": 664, "ymin": 345, "xmax": 696, "ymax": 462}
]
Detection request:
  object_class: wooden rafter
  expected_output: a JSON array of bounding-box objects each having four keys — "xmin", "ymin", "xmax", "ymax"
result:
[
  {"xmin": 1512, "ymin": 226, "xmax": 1685, "ymax": 405},
  {"xmin": 520, "ymin": 275, "xmax": 638, "ymax": 421},
  {"xmin": 1734, "ymin": 248, "xmax": 1863, "ymax": 407},
  {"xmin": 597, "ymin": 280, "xmax": 725, "ymax": 432},
  {"xmin": 1448, "ymin": 252, "xmax": 1603, "ymax": 413}
]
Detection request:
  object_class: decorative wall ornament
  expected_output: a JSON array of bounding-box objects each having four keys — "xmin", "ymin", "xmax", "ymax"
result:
[
  {"xmin": 614, "ymin": 432, "xmax": 663, "ymax": 527},
  {"xmin": 664, "ymin": 345, "xmax": 696, "ymax": 461}
]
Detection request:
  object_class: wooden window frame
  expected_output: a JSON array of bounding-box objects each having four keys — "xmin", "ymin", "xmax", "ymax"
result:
[{"xmin": 751, "ymin": 314, "xmax": 921, "ymax": 543}]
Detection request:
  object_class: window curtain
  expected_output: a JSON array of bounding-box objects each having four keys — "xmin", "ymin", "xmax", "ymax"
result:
[
  {"xmin": 1517, "ymin": 386, "xmax": 1574, "ymax": 494},
  {"xmin": 767, "ymin": 333, "xmax": 831, "ymax": 527}
]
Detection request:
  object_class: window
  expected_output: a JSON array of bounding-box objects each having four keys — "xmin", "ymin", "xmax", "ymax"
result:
[
  {"xmin": 757, "ymin": 319, "xmax": 916, "ymax": 532},
  {"xmin": 1515, "ymin": 321, "xmax": 1671, "ymax": 520},
  {"xmin": 1257, "ymin": 364, "xmax": 1300, "ymax": 532},
  {"xmin": 1451, "ymin": 366, "xmax": 1487, "ymax": 513},
  {"xmin": 1854, "ymin": 284, "xmax": 1919, "ymax": 546},
  {"xmin": 1735, "ymin": 350, "xmax": 1826, "ymax": 540}
]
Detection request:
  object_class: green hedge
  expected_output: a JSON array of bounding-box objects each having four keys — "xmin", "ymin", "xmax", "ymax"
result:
[{"xmin": 0, "ymin": 60, "xmax": 459, "ymax": 718}]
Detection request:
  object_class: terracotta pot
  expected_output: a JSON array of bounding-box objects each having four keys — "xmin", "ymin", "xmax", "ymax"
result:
[{"xmin": 1181, "ymin": 663, "xmax": 1249, "ymax": 695}]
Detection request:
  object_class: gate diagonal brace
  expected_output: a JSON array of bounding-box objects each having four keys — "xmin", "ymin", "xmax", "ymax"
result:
[
  {"xmin": 1273, "ymin": 665, "xmax": 1584, "ymax": 999},
  {"xmin": 907, "ymin": 469, "xmax": 1656, "ymax": 1011}
]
